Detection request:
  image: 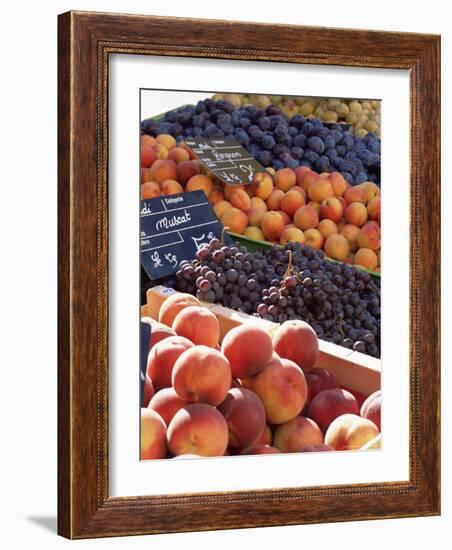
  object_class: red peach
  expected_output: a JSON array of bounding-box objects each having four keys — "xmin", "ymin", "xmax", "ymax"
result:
[
  {"xmin": 272, "ymin": 320, "xmax": 319, "ymax": 371},
  {"xmin": 161, "ymin": 179, "xmax": 184, "ymax": 195},
  {"xmin": 266, "ymin": 189, "xmax": 285, "ymax": 211},
  {"xmin": 345, "ymin": 202, "xmax": 368, "ymax": 227},
  {"xmin": 308, "ymin": 178, "xmax": 334, "ymax": 202},
  {"xmin": 304, "ymin": 228, "xmax": 324, "ymax": 250},
  {"xmin": 141, "ymin": 181, "xmax": 161, "ymax": 199},
  {"xmin": 250, "ymin": 172, "xmax": 274, "ymax": 200},
  {"xmin": 299, "ymin": 444, "xmax": 334, "ymax": 452},
  {"xmin": 305, "ymin": 368, "xmax": 338, "ymax": 405},
  {"xmin": 140, "ymin": 408, "xmax": 167, "ymax": 459},
  {"xmin": 340, "ymin": 224, "xmax": 361, "ymax": 253},
  {"xmin": 172, "ymin": 345, "xmax": 231, "ymax": 406},
  {"xmin": 273, "ymin": 416, "xmax": 323, "ymax": 453},
  {"xmin": 260, "ymin": 211, "xmax": 285, "ymax": 241},
  {"xmin": 324, "ymin": 234, "xmax": 350, "ymax": 261},
  {"xmin": 146, "ymin": 336, "xmax": 194, "ymax": 390},
  {"xmin": 148, "ymin": 387, "xmax": 189, "ymax": 426},
  {"xmin": 251, "ymin": 356, "xmax": 308, "ymax": 424},
  {"xmin": 344, "ymin": 186, "xmax": 366, "ymax": 205},
  {"xmin": 230, "ymin": 188, "xmax": 251, "ymax": 212},
  {"xmin": 307, "ymin": 388, "xmax": 360, "ymax": 432},
  {"xmin": 280, "ymin": 227, "xmax": 306, "ymax": 245},
  {"xmin": 354, "ymin": 248, "xmax": 378, "ymax": 270},
  {"xmin": 140, "ymin": 146, "xmax": 158, "ymax": 168},
  {"xmin": 176, "ymin": 160, "xmax": 200, "ymax": 184},
  {"xmin": 158, "ymin": 293, "xmax": 201, "ymax": 327},
  {"xmin": 217, "ymin": 388, "xmax": 266, "ymax": 451},
  {"xmin": 317, "ymin": 219, "xmax": 338, "ymax": 240},
  {"xmin": 221, "ymin": 322, "xmax": 273, "ymax": 379},
  {"xmin": 186, "ymin": 174, "xmax": 213, "ymax": 197},
  {"xmin": 330, "ymin": 172, "xmax": 348, "ymax": 196},
  {"xmin": 221, "ymin": 207, "xmax": 248, "ymax": 234},
  {"xmin": 152, "ymin": 159, "xmax": 177, "ymax": 183},
  {"xmin": 357, "ymin": 221, "xmax": 381, "ymax": 250},
  {"xmin": 167, "ymin": 403, "xmax": 228, "ymax": 457},
  {"xmin": 367, "ymin": 197, "xmax": 381, "ymax": 222},
  {"xmin": 143, "ymin": 374, "xmax": 155, "ymax": 407},
  {"xmin": 274, "ymin": 168, "xmax": 297, "ymax": 192},
  {"xmin": 167, "ymin": 146, "xmax": 190, "ymax": 163},
  {"xmin": 156, "ymin": 133, "xmax": 177, "ymax": 150},
  {"xmin": 240, "ymin": 445, "xmax": 281, "ymax": 455},
  {"xmin": 172, "ymin": 306, "xmax": 220, "ymax": 348},
  {"xmin": 324, "ymin": 413, "xmax": 380, "ymax": 450},
  {"xmin": 360, "ymin": 390, "xmax": 381, "ymax": 430}
]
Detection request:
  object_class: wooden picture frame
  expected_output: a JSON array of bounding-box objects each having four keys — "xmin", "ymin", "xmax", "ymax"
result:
[{"xmin": 58, "ymin": 11, "xmax": 440, "ymax": 539}]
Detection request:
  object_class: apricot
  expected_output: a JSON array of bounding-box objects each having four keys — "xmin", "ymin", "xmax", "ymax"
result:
[
  {"xmin": 296, "ymin": 168, "xmax": 320, "ymax": 192},
  {"xmin": 208, "ymin": 189, "xmax": 224, "ymax": 206},
  {"xmin": 360, "ymin": 182, "xmax": 381, "ymax": 204},
  {"xmin": 345, "ymin": 202, "xmax": 368, "ymax": 227},
  {"xmin": 308, "ymin": 178, "xmax": 334, "ymax": 202},
  {"xmin": 172, "ymin": 306, "xmax": 220, "ymax": 348},
  {"xmin": 319, "ymin": 197, "xmax": 344, "ymax": 223},
  {"xmin": 272, "ymin": 320, "xmax": 319, "ymax": 371},
  {"xmin": 243, "ymin": 227, "xmax": 265, "ymax": 241},
  {"xmin": 176, "ymin": 160, "xmax": 200, "ymax": 184},
  {"xmin": 140, "ymin": 146, "xmax": 157, "ymax": 168},
  {"xmin": 266, "ymin": 189, "xmax": 285, "ymax": 211},
  {"xmin": 186, "ymin": 174, "xmax": 213, "ymax": 197},
  {"xmin": 156, "ymin": 133, "xmax": 177, "ymax": 150},
  {"xmin": 305, "ymin": 367, "xmax": 338, "ymax": 406},
  {"xmin": 281, "ymin": 189, "xmax": 305, "ymax": 218},
  {"xmin": 274, "ymin": 168, "xmax": 296, "ymax": 192},
  {"xmin": 330, "ymin": 171, "xmax": 347, "ymax": 196},
  {"xmin": 214, "ymin": 200, "xmax": 233, "ymax": 219},
  {"xmin": 324, "ymin": 414, "xmax": 380, "ymax": 450},
  {"xmin": 344, "ymin": 186, "xmax": 366, "ymax": 205},
  {"xmin": 307, "ymin": 200, "xmax": 321, "ymax": 215},
  {"xmin": 307, "ymin": 388, "xmax": 360, "ymax": 432},
  {"xmin": 278, "ymin": 210, "xmax": 291, "ymax": 226},
  {"xmin": 151, "ymin": 143, "xmax": 169, "ymax": 160},
  {"xmin": 324, "ymin": 234, "xmax": 350, "ymax": 261},
  {"xmin": 141, "ymin": 181, "xmax": 161, "ymax": 199},
  {"xmin": 280, "ymin": 227, "xmax": 306, "ymax": 245},
  {"xmin": 293, "ymin": 205, "xmax": 319, "ymax": 231},
  {"xmin": 273, "ymin": 416, "xmax": 323, "ymax": 453},
  {"xmin": 140, "ymin": 408, "xmax": 167, "ymax": 460},
  {"xmin": 251, "ymin": 356, "xmax": 308, "ymax": 424},
  {"xmin": 340, "ymin": 224, "xmax": 361, "ymax": 252},
  {"xmin": 292, "ymin": 185, "xmax": 307, "ymax": 202},
  {"xmin": 148, "ymin": 387, "xmax": 189, "ymax": 426},
  {"xmin": 230, "ymin": 188, "xmax": 251, "ymax": 212},
  {"xmin": 218, "ymin": 388, "xmax": 266, "ymax": 451},
  {"xmin": 260, "ymin": 211, "xmax": 285, "ymax": 241},
  {"xmin": 354, "ymin": 248, "xmax": 378, "ymax": 270},
  {"xmin": 221, "ymin": 322, "xmax": 273, "ymax": 379},
  {"xmin": 158, "ymin": 293, "xmax": 201, "ymax": 327},
  {"xmin": 240, "ymin": 445, "xmax": 281, "ymax": 455},
  {"xmin": 152, "ymin": 159, "xmax": 177, "ymax": 183},
  {"xmin": 247, "ymin": 197, "xmax": 267, "ymax": 227},
  {"xmin": 224, "ymin": 184, "xmax": 245, "ymax": 201},
  {"xmin": 167, "ymin": 403, "xmax": 228, "ymax": 457},
  {"xmin": 360, "ymin": 390, "xmax": 381, "ymax": 430},
  {"xmin": 250, "ymin": 172, "xmax": 274, "ymax": 200},
  {"xmin": 167, "ymin": 146, "xmax": 190, "ymax": 163},
  {"xmin": 317, "ymin": 219, "xmax": 338, "ymax": 240},
  {"xmin": 143, "ymin": 375, "xmax": 155, "ymax": 407},
  {"xmin": 221, "ymin": 207, "xmax": 248, "ymax": 234},
  {"xmin": 161, "ymin": 179, "xmax": 183, "ymax": 196},
  {"xmin": 367, "ymin": 197, "xmax": 381, "ymax": 222},
  {"xmin": 147, "ymin": 321, "xmax": 177, "ymax": 351},
  {"xmin": 304, "ymin": 228, "xmax": 324, "ymax": 250},
  {"xmin": 357, "ymin": 221, "xmax": 381, "ymax": 250},
  {"xmin": 146, "ymin": 335, "xmax": 193, "ymax": 390}
]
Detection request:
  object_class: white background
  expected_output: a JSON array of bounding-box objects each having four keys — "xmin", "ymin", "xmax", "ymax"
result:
[
  {"xmin": 110, "ymin": 62, "xmax": 409, "ymax": 496},
  {"xmin": 0, "ymin": 0, "xmax": 449, "ymax": 548}
]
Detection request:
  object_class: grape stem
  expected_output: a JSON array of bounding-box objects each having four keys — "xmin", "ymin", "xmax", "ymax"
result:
[
  {"xmin": 283, "ymin": 250, "xmax": 293, "ymax": 279},
  {"xmin": 221, "ymin": 226, "xmax": 230, "ymax": 246}
]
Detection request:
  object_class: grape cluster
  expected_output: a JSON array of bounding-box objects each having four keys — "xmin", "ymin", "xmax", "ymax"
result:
[
  {"xmin": 175, "ymin": 238, "xmax": 381, "ymax": 357},
  {"xmin": 141, "ymin": 98, "xmax": 381, "ymax": 186}
]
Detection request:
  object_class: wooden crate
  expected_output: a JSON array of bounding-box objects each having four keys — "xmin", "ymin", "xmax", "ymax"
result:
[{"xmin": 145, "ymin": 286, "xmax": 381, "ymax": 397}]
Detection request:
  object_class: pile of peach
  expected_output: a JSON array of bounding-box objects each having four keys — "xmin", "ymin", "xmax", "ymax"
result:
[
  {"xmin": 140, "ymin": 134, "xmax": 381, "ymax": 272},
  {"xmin": 141, "ymin": 293, "xmax": 381, "ymax": 459}
]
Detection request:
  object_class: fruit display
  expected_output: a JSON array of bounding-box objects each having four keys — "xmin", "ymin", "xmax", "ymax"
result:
[
  {"xmin": 140, "ymin": 134, "xmax": 381, "ymax": 271},
  {"xmin": 140, "ymin": 98, "xmax": 381, "ymax": 185},
  {"xmin": 212, "ymin": 93, "xmax": 381, "ymax": 138},
  {"xmin": 140, "ymin": 298, "xmax": 381, "ymax": 459},
  {"xmin": 174, "ymin": 235, "xmax": 380, "ymax": 357}
]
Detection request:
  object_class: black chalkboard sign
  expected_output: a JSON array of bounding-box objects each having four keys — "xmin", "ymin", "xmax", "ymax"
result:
[
  {"xmin": 140, "ymin": 321, "xmax": 151, "ymax": 407},
  {"xmin": 184, "ymin": 136, "xmax": 265, "ymax": 186},
  {"xmin": 140, "ymin": 190, "xmax": 230, "ymax": 280}
]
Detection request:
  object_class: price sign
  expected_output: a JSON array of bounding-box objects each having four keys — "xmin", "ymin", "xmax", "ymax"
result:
[
  {"xmin": 140, "ymin": 190, "xmax": 231, "ymax": 280},
  {"xmin": 184, "ymin": 136, "xmax": 265, "ymax": 186}
]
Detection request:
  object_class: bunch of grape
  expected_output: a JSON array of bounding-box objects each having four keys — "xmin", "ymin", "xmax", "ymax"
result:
[
  {"xmin": 141, "ymin": 98, "xmax": 381, "ymax": 186},
  {"xmin": 175, "ymin": 238, "xmax": 381, "ymax": 357}
]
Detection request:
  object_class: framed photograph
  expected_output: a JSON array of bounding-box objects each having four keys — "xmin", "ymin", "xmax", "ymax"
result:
[{"xmin": 58, "ymin": 11, "xmax": 440, "ymax": 539}]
